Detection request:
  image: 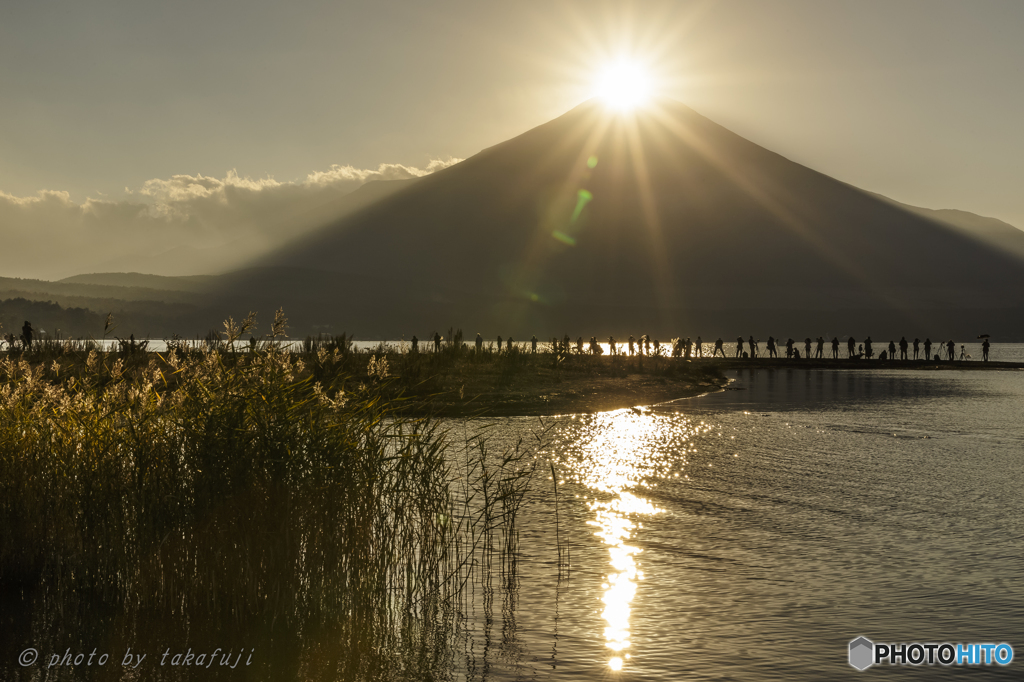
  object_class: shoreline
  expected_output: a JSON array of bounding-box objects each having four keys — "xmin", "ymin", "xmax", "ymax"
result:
[
  {"xmin": 417, "ymin": 373, "xmax": 727, "ymax": 418},
  {"xmin": 684, "ymin": 357, "xmax": 1024, "ymax": 370},
  {"xmin": 413, "ymin": 357, "xmax": 1024, "ymax": 418},
  {"xmin": 7, "ymin": 346, "xmax": 1020, "ymax": 420}
]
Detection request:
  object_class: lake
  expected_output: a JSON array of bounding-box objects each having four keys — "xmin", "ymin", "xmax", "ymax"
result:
[{"xmin": 459, "ymin": 364, "xmax": 1024, "ymax": 679}]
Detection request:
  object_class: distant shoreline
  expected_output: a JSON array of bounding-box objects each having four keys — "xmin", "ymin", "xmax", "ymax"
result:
[
  {"xmin": 415, "ymin": 356, "xmax": 1024, "ymax": 418},
  {"xmin": 418, "ymin": 373, "xmax": 726, "ymax": 418},
  {"xmin": 681, "ymin": 357, "xmax": 1024, "ymax": 371}
]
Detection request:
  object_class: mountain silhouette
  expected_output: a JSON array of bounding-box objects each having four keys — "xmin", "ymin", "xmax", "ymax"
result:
[{"xmin": 206, "ymin": 98, "xmax": 1024, "ymax": 338}]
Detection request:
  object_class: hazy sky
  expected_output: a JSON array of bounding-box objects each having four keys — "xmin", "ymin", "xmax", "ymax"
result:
[{"xmin": 3, "ymin": 0, "xmax": 1024, "ymax": 278}]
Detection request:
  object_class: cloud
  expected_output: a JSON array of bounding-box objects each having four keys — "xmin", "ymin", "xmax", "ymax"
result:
[
  {"xmin": 0, "ymin": 158, "xmax": 462, "ymax": 280},
  {"xmin": 302, "ymin": 160, "xmax": 456, "ymax": 188}
]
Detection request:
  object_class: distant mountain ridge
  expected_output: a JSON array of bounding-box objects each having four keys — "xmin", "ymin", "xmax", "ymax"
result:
[
  {"xmin": 868, "ymin": 193, "xmax": 1024, "ymax": 262},
  {"xmin": 59, "ymin": 272, "xmax": 215, "ymax": 292}
]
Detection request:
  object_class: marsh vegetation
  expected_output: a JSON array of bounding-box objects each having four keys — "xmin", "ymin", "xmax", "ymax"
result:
[
  {"xmin": 300, "ymin": 328, "xmax": 727, "ymax": 416},
  {"xmin": 0, "ymin": 314, "xmax": 541, "ymax": 681}
]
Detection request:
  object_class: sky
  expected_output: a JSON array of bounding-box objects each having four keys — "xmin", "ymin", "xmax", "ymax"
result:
[{"xmin": 3, "ymin": 0, "xmax": 1024, "ymax": 279}]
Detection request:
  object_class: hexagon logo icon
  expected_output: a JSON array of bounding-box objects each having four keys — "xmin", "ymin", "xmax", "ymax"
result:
[{"xmin": 849, "ymin": 637, "xmax": 874, "ymax": 671}]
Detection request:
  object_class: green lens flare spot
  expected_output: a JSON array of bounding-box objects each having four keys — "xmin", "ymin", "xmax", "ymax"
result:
[
  {"xmin": 571, "ymin": 189, "xmax": 593, "ymax": 223},
  {"xmin": 587, "ymin": 156, "xmax": 598, "ymax": 169},
  {"xmin": 552, "ymin": 231, "xmax": 576, "ymax": 246}
]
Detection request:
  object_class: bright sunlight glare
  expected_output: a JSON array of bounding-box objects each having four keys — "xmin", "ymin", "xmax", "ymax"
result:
[{"xmin": 595, "ymin": 59, "xmax": 653, "ymax": 111}]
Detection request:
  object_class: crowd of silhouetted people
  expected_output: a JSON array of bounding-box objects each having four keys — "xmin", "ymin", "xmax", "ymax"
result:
[
  {"xmin": 722, "ymin": 335, "xmax": 992, "ymax": 362},
  {"xmin": 1, "ymin": 320, "xmax": 994, "ymax": 364},
  {"xmin": 2, "ymin": 321, "xmax": 156, "ymax": 353},
  {"xmin": 1, "ymin": 321, "xmax": 35, "ymax": 350},
  {"xmin": 406, "ymin": 329, "xmax": 994, "ymax": 364}
]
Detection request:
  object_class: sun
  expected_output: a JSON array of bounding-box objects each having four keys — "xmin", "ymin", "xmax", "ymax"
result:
[{"xmin": 594, "ymin": 59, "xmax": 653, "ymax": 111}]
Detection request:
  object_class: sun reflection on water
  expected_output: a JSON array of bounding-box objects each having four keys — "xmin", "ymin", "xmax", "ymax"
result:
[
  {"xmin": 548, "ymin": 409, "xmax": 717, "ymax": 672},
  {"xmin": 589, "ymin": 491, "xmax": 659, "ymax": 667}
]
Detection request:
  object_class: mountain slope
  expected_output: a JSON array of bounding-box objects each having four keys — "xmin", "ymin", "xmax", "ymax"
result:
[{"xmin": 869, "ymin": 193, "xmax": 1024, "ymax": 262}]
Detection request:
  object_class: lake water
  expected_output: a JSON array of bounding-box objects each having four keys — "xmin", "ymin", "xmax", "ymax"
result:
[{"xmin": 458, "ymin": 364, "xmax": 1024, "ymax": 679}]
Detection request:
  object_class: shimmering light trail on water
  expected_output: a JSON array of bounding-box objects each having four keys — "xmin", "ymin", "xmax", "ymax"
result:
[
  {"xmin": 589, "ymin": 492, "xmax": 657, "ymax": 670},
  {"xmin": 546, "ymin": 410, "xmax": 720, "ymax": 673}
]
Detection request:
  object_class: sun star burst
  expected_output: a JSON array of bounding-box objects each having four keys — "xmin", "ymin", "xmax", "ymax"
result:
[{"xmin": 595, "ymin": 59, "xmax": 653, "ymax": 111}]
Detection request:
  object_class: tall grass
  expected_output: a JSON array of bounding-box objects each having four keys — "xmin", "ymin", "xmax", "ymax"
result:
[{"xmin": 0, "ymin": 320, "xmax": 537, "ymax": 680}]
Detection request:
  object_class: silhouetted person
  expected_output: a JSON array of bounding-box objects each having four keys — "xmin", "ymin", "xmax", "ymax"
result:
[
  {"xmin": 714, "ymin": 338, "xmax": 724, "ymax": 357},
  {"xmin": 888, "ymin": 340, "xmax": 896, "ymax": 361},
  {"xmin": 749, "ymin": 336, "xmax": 757, "ymax": 358},
  {"xmin": 644, "ymin": 335, "xmax": 651, "ymax": 355},
  {"xmin": 476, "ymin": 333, "xmax": 483, "ymax": 353},
  {"xmin": 531, "ymin": 335, "xmax": 537, "ymax": 353},
  {"xmin": 411, "ymin": 335, "xmax": 419, "ymax": 353},
  {"xmin": 803, "ymin": 337, "xmax": 811, "ymax": 359},
  {"xmin": 767, "ymin": 336, "xmax": 777, "ymax": 358},
  {"xmin": 793, "ymin": 348, "xmax": 801, "ymax": 359},
  {"xmin": 899, "ymin": 337, "xmax": 908, "ymax": 360},
  {"xmin": 924, "ymin": 338, "xmax": 932, "ymax": 360},
  {"xmin": 628, "ymin": 335, "xmax": 635, "ymax": 356},
  {"xmin": 912, "ymin": 338, "xmax": 920, "ymax": 360},
  {"xmin": 864, "ymin": 337, "xmax": 873, "ymax": 359},
  {"xmin": 497, "ymin": 335, "xmax": 503, "ymax": 352},
  {"xmin": 816, "ymin": 337, "xmax": 824, "ymax": 359},
  {"xmin": 563, "ymin": 334, "xmax": 570, "ymax": 353},
  {"xmin": 20, "ymin": 321, "xmax": 32, "ymax": 350},
  {"xmin": 693, "ymin": 336, "xmax": 701, "ymax": 358},
  {"xmin": 946, "ymin": 339, "xmax": 955, "ymax": 361},
  {"xmin": 684, "ymin": 337, "xmax": 692, "ymax": 360},
  {"xmin": 982, "ymin": 338, "xmax": 990, "ymax": 361},
  {"xmin": 653, "ymin": 339, "xmax": 660, "ymax": 356},
  {"xmin": 608, "ymin": 336, "xmax": 615, "ymax": 355},
  {"xmin": 785, "ymin": 338, "xmax": 793, "ymax": 359},
  {"xmin": 507, "ymin": 336, "xmax": 514, "ymax": 351},
  {"xmin": 736, "ymin": 337, "xmax": 744, "ymax": 357},
  {"xmin": 577, "ymin": 337, "xmax": 584, "ymax": 354},
  {"xmin": 433, "ymin": 331, "xmax": 441, "ymax": 353},
  {"xmin": 847, "ymin": 337, "xmax": 856, "ymax": 358},
  {"xmin": 831, "ymin": 337, "xmax": 840, "ymax": 359}
]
